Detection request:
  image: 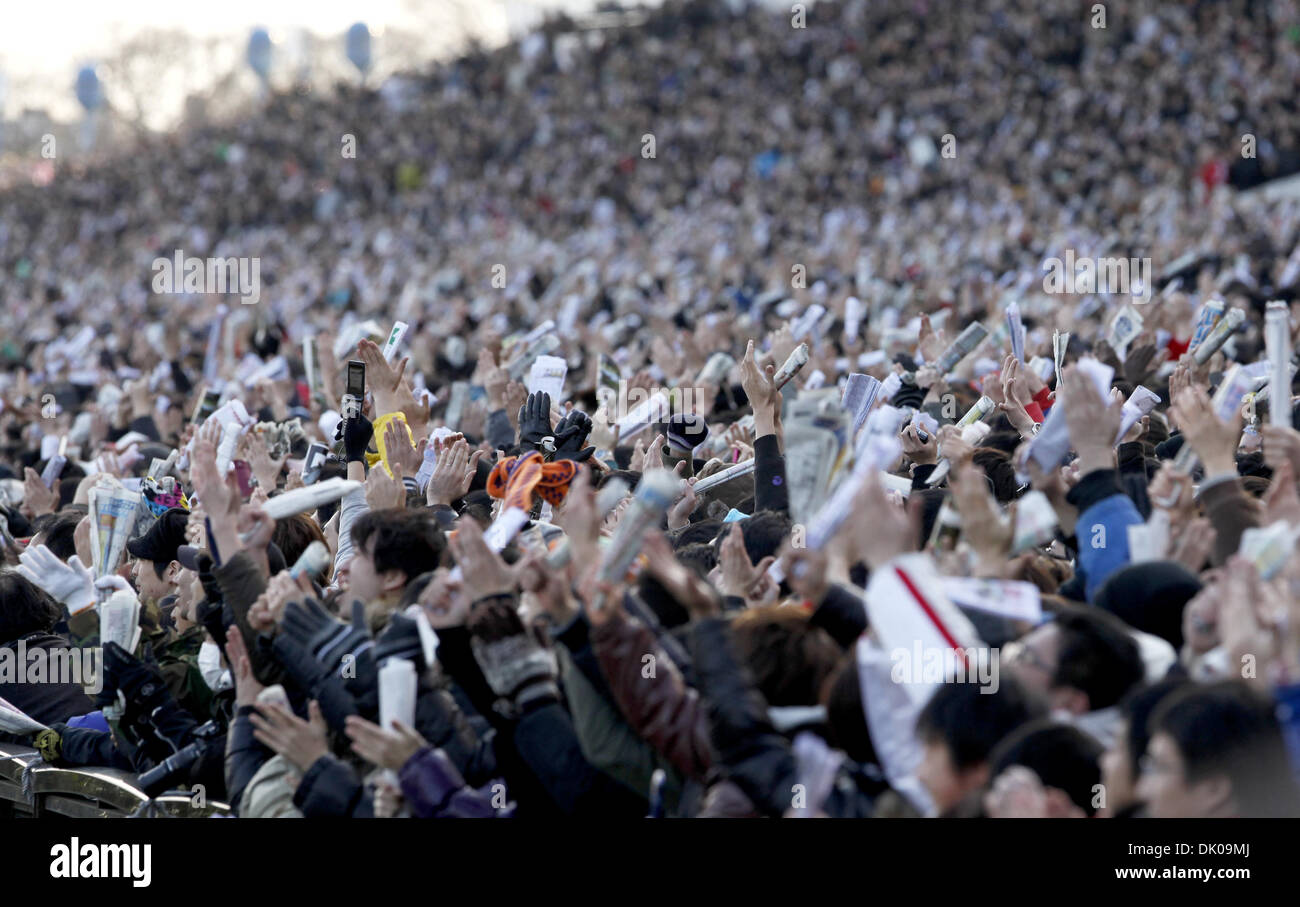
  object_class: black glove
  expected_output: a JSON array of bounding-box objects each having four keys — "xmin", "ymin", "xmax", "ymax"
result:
[
  {"xmin": 375, "ymin": 612, "xmax": 427, "ymax": 674},
  {"xmin": 271, "ymin": 632, "xmax": 366, "ymax": 730},
  {"xmin": 336, "ymin": 412, "xmax": 374, "ymax": 464},
  {"xmin": 517, "ymin": 392, "xmax": 553, "ymax": 450},
  {"xmin": 280, "ymin": 597, "xmax": 374, "ymax": 674},
  {"xmin": 95, "ymin": 642, "xmax": 168, "ymax": 711},
  {"xmin": 467, "ymin": 596, "xmax": 559, "ymax": 712},
  {"xmin": 552, "ymin": 410, "xmax": 595, "ymax": 461}
]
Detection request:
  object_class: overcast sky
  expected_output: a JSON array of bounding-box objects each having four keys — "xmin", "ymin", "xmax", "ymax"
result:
[{"xmin": 0, "ymin": 0, "xmax": 609, "ymax": 123}]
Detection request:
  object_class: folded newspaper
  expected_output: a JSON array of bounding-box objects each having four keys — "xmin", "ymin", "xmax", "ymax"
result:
[
  {"xmin": 0, "ymin": 694, "xmax": 48, "ymax": 736},
  {"xmin": 87, "ymin": 479, "xmax": 145, "ymax": 581}
]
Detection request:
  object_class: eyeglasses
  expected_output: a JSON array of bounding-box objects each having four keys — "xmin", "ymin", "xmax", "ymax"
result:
[
  {"xmin": 1002, "ymin": 640, "xmax": 1054, "ymax": 674},
  {"xmin": 1139, "ymin": 753, "xmax": 1178, "ymax": 777}
]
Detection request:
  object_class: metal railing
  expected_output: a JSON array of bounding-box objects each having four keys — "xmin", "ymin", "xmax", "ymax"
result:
[{"xmin": 0, "ymin": 743, "xmax": 231, "ymax": 818}]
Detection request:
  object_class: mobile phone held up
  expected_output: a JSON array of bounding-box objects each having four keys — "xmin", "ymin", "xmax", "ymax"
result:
[{"xmin": 342, "ymin": 360, "xmax": 366, "ymax": 420}]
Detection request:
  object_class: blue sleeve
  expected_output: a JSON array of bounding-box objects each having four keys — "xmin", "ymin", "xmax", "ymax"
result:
[
  {"xmin": 1275, "ymin": 683, "xmax": 1300, "ymax": 782},
  {"xmin": 1075, "ymin": 493, "xmax": 1144, "ymax": 603}
]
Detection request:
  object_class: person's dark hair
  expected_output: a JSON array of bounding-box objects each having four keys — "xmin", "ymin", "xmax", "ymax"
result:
[
  {"xmin": 916, "ymin": 673, "xmax": 1046, "ymax": 769},
  {"xmin": 1150, "ymin": 680, "xmax": 1300, "ymax": 817},
  {"xmin": 351, "ymin": 509, "xmax": 446, "ymax": 585},
  {"xmin": 456, "ymin": 490, "xmax": 494, "ymax": 529},
  {"xmin": 272, "ymin": 513, "xmax": 328, "ymax": 571},
  {"xmin": 821, "ymin": 653, "xmax": 878, "ymax": 766},
  {"xmin": 670, "ymin": 519, "xmax": 724, "ymax": 548},
  {"xmin": 729, "ymin": 606, "xmax": 841, "ymax": 707},
  {"xmin": 597, "ymin": 469, "xmax": 640, "ymax": 492},
  {"xmin": 988, "ymin": 720, "xmax": 1104, "ymax": 816},
  {"xmin": 971, "ymin": 447, "xmax": 1020, "ymax": 502},
  {"xmin": 30, "ymin": 508, "xmax": 86, "ymax": 562},
  {"xmin": 977, "ymin": 431, "xmax": 1022, "ymax": 456},
  {"xmin": 1239, "ymin": 474, "xmax": 1271, "ymax": 498},
  {"xmin": 1119, "ymin": 678, "xmax": 1187, "ymax": 780},
  {"xmin": 672, "ymin": 541, "xmax": 717, "ymax": 576},
  {"xmin": 0, "ymin": 572, "xmax": 62, "ymax": 643},
  {"xmin": 1051, "ymin": 606, "xmax": 1145, "ymax": 710},
  {"xmin": 1143, "ymin": 415, "xmax": 1170, "ymax": 447},
  {"xmin": 1092, "ymin": 561, "xmax": 1200, "ymax": 650},
  {"xmin": 737, "ymin": 510, "xmax": 792, "ymax": 564},
  {"xmin": 634, "ymin": 574, "xmax": 690, "ymax": 629},
  {"xmin": 1235, "ymin": 450, "xmax": 1272, "ymax": 483},
  {"xmin": 1017, "ymin": 553, "xmax": 1073, "ymax": 594}
]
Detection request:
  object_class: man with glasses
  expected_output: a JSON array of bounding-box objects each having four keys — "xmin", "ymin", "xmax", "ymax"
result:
[{"xmin": 1003, "ymin": 606, "xmax": 1145, "ymax": 749}]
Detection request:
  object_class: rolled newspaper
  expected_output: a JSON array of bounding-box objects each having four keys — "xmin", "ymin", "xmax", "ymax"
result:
[
  {"xmin": 1052, "ymin": 330, "xmax": 1069, "ymax": 381},
  {"xmin": 0, "ymin": 695, "xmax": 48, "ymax": 736},
  {"xmin": 1192, "ymin": 307, "xmax": 1244, "ymax": 365},
  {"xmin": 259, "ymin": 478, "xmax": 363, "ymax": 520},
  {"xmin": 955, "ymin": 395, "xmax": 995, "ymax": 429},
  {"xmin": 1265, "ymin": 301, "xmax": 1292, "ymax": 428},
  {"xmin": 936, "ymin": 323, "xmax": 990, "ymax": 374},
  {"xmin": 615, "ymin": 390, "xmax": 671, "ymax": 441},
  {"xmin": 290, "ymin": 540, "xmax": 332, "ymax": 580},
  {"xmin": 696, "ymin": 351, "xmax": 736, "ymax": 386},
  {"xmin": 1188, "ymin": 299, "xmax": 1225, "ymax": 353},
  {"xmin": 692, "ymin": 459, "xmax": 756, "ymax": 494},
  {"xmin": 773, "ymin": 343, "xmax": 811, "ymax": 390},
  {"xmin": 1006, "ymin": 302, "xmax": 1026, "ymax": 363},
  {"xmin": 506, "ymin": 333, "xmax": 561, "ymax": 381},
  {"xmin": 87, "ymin": 483, "xmax": 144, "ymax": 581}
]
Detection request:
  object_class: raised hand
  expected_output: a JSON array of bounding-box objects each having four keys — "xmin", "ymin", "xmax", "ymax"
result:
[
  {"xmin": 426, "ymin": 438, "xmax": 482, "ymax": 507},
  {"xmin": 21, "ymin": 468, "xmax": 60, "ymax": 519},
  {"xmin": 1170, "ymin": 385, "xmax": 1240, "ymax": 476},
  {"xmin": 250, "ymin": 700, "xmax": 330, "ymax": 773},
  {"xmin": 383, "ymin": 418, "xmax": 425, "ymax": 479},
  {"xmin": 365, "ymin": 460, "xmax": 408, "ymax": 511},
  {"xmin": 345, "ymin": 715, "xmax": 428, "ymax": 772},
  {"xmin": 740, "ymin": 340, "xmax": 781, "ymax": 432}
]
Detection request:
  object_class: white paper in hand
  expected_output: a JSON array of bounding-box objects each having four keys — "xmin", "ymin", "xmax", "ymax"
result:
[
  {"xmin": 942, "ymin": 577, "xmax": 1042, "ymax": 624},
  {"xmin": 861, "ymin": 553, "xmax": 983, "ymax": 706},
  {"xmin": 526, "ymin": 354, "xmax": 568, "ymax": 401},
  {"xmin": 378, "ymin": 658, "xmax": 418, "ymax": 732},
  {"xmin": 841, "ymin": 373, "xmax": 882, "ymax": 435},
  {"xmin": 99, "ymin": 589, "xmax": 141, "ymax": 652}
]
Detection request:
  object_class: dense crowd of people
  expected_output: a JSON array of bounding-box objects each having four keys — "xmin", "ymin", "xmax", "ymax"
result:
[{"xmin": 3, "ymin": 0, "xmax": 1300, "ymax": 818}]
